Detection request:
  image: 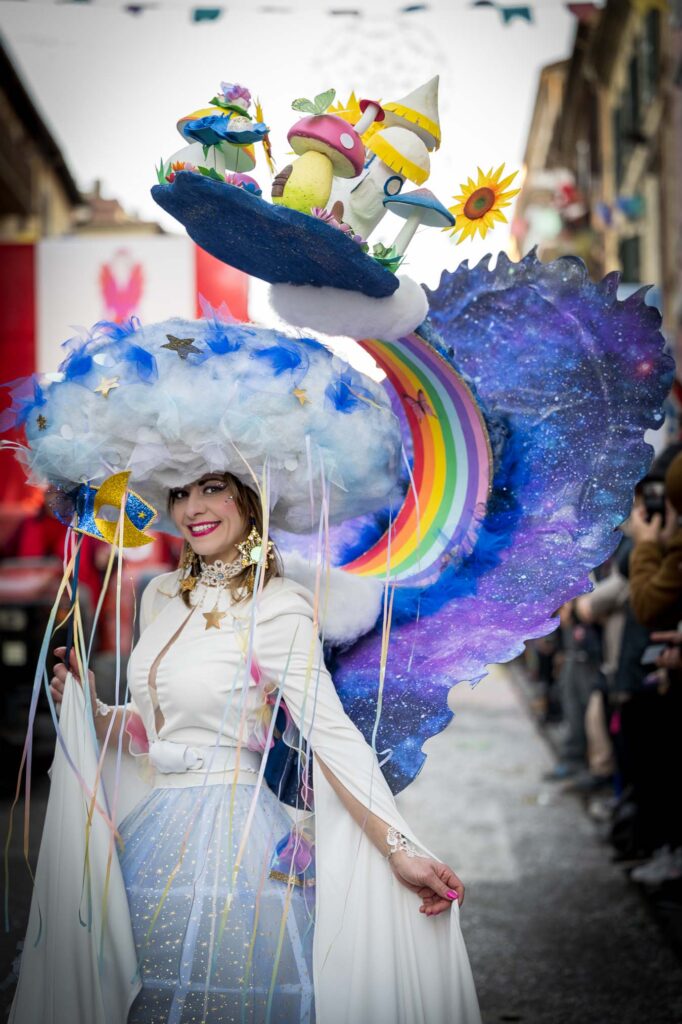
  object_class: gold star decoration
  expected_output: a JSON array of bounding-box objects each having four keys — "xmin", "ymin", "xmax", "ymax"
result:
[
  {"xmin": 37, "ymin": 414, "xmax": 47, "ymax": 431},
  {"xmin": 162, "ymin": 334, "xmax": 202, "ymax": 360},
  {"xmin": 203, "ymin": 606, "xmax": 228, "ymax": 630},
  {"xmin": 180, "ymin": 575, "xmax": 196, "ymax": 594},
  {"xmin": 94, "ymin": 376, "xmax": 120, "ymax": 398},
  {"xmin": 292, "ymin": 388, "xmax": 310, "ymax": 406}
]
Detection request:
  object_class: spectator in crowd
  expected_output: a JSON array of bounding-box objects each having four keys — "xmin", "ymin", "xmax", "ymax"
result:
[
  {"xmin": 572, "ymin": 555, "xmax": 629, "ymax": 787},
  {"xmin": 543, "ymin": 597, "xmax": 603, "ymax": 781},
  {"xmin": 622, "ymin": 449, "xmax": 682, "ymax": 883}
]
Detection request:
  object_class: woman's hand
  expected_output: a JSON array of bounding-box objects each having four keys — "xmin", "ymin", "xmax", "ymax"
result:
[
  {"xmin": 389, "ymin": 851, "xmax": 464, "ymax": 916},
  {"xmin": 50, "ymin": 646, "xmax": 96, "ymax": 710}
]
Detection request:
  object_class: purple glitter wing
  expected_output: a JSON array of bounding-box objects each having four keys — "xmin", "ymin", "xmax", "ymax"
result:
[{"xmin": 333, "ymin": 251, "xmax": 674, "ymax": 794}]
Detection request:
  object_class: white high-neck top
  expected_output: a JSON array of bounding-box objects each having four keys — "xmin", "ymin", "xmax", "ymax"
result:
[{"xmin": 127, "ymin": 570, "xmax": 318, "ymax": 751}]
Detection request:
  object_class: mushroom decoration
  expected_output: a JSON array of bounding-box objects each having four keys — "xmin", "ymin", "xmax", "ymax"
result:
[
  {"xmin": 354, "ymin": 98, "xmax": 385, "ymax": 136},
  {"xmin": 165, "ymin": 137, "xmax": 257, "ymax": 178},
  {"xmin": 383, "ymin": 188, "xmax": 454, "ymax": 255},
  {"xmin": 169, "ymin": 83, "xmax": 268, "ymax": 175},
  {"xmin": 271, "ymin": 90, "xmax": 365, "ymax": 215},
  {"xmin": 382, "ymin": 76, "xmax": 441, "ymax": 152},
  {"xmin": 331, "ymin": 126, "xmax": 431, "ymax": 241}
]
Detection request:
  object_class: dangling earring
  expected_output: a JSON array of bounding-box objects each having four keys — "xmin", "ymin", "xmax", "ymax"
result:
[
  {"xmin": 179, "ymin": 541, "xmax": 198, "ymax": 593},
  {"xmin": 236, "ymin": 521, "xmax": 274, "ymax": 594}
]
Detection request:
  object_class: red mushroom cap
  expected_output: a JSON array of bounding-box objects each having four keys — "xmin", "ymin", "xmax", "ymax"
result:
[
  {"xmin": 358, "ymin": 98, "xmax": 386, "ymax": 122},
  {"xmin": 288, "ymin": 114, "xmax": 365, "ymax": 178}
]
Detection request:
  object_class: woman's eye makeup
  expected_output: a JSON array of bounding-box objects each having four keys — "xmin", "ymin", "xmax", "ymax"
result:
[{"xmin": 170, "ymin": 480, "xmax": 227, "ymax": 501}]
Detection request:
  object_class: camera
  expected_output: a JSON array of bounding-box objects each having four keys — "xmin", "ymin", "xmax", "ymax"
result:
[{"xmin": 641, "ymin": 478, "xmax": 666, "ymax": 525}]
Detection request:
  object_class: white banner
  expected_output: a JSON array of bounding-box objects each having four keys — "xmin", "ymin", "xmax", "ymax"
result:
[{"xmin": 37, "ymin": 234, "xmax": 195, "ymax": 372}]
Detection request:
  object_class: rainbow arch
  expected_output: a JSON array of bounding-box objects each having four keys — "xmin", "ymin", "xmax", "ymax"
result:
[{"xmin": 343, "ymin": 332, "xmax": 492, "ymax": 585}]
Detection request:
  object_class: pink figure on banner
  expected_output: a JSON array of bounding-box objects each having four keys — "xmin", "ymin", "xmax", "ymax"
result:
[{"xmin": 99, "ymin": 247, "xmax": 144, "ymax": 323}]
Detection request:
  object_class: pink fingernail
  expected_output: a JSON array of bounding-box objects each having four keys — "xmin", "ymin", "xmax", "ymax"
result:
[{"xmin": 446, "ymin": 890, "xmax": 458, "ymax": 900}]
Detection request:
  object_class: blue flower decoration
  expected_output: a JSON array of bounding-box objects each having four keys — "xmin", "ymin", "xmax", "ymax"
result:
[{"xmin": 182, "ymin": 115, "xmax": 268, "ymax": 147}]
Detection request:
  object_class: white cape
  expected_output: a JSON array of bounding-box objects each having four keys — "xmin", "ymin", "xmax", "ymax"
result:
[
  {"xmin": 9, "ymin": 675, "xmax": 141, "ymax": 1024},
  {"xmin": 311, "ymin": 732, "xmax": 481, "ymax": 1024}
]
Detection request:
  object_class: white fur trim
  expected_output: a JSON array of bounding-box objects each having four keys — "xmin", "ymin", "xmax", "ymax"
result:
[
  {"xmin": 281, "ymin": 553, "xmax": 383, "ymax": 647},
  {"xmin": 269, "ymin": 275, "xmax": 428, "ymax": 342}
]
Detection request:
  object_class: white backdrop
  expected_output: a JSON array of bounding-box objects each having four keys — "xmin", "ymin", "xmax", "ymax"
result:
[{"xmin": 37, "ymin": 234, "xmax": 195, "ymax": 371}]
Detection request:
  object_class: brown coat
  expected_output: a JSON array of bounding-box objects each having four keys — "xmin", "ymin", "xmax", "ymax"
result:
[{"xmin": 629, "ymin": 533, "xmax": 682, "ymax": 629}]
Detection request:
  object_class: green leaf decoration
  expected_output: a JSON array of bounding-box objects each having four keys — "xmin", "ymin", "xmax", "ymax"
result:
[
  {"xmin": 155, "ymin": 158, "xmax": 170, "ymax": 184},
  {"xmin": 209, "ymin": 95, "xmax": 229, "ymax": 109},
  {"xmin": 291, "ymin": 98, "xmax": 318, "ymax": 114},
  {"xmin": 371, "ymin": 242, "xmax": 403, "ymax": 274},
  {"xmin": 313, "ymin": 88, "xmax": 336, "ymax": 114},
  {"xmin": 197, "ymin": 165, "xmax": 225, "ymax": 181}
]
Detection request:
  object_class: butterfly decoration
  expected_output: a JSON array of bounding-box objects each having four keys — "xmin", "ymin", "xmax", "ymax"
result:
[{"xmin": 402, "ymin": 388, "xmax": 435, "ymax": 421}]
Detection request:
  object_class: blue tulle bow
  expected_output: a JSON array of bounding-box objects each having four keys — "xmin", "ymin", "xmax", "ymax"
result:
[
  {"xmin": 252, "ymin": 343, "xmax": 304, "ymax": 377},
  {"xmin": 0, "ymin": 376, "xmax": 46, "ymax": 430},
  {"xmin": 325, "ymin": 371, "xmax": 375, "ymax": 413}
]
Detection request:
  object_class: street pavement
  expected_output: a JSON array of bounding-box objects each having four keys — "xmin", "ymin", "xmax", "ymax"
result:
[
  {"xmin": 2, "ymin": 664, "xmax": 682, "ymax": 1023},
  {"xmin": 399, "ymin": 664, "xmax": 682, "ymax": 1024}
]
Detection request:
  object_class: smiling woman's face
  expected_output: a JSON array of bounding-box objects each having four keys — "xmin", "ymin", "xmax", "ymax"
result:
[{"xmin": 168, "ymin": 474, "xmax": 248, "ymax": 563}]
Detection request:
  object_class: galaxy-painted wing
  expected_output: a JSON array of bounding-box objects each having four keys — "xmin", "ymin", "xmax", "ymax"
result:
[{"xmin": 334, "ymin": 251, "xmax": 673, "ymax": 793}]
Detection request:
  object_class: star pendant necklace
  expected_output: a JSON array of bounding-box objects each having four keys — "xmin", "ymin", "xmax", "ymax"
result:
[{"xmin": 197, "ymin": 557, "xmax": 242, "ymax": 630}]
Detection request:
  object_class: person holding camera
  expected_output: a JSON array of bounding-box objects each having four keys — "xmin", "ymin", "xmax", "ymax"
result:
[
  {"xmin": 630, "ymin": 451, "xmax": 682, "ymax": 631},
  {"xmin": 622, "ymin": 450, "xmax": 682, "ymax": 882}
]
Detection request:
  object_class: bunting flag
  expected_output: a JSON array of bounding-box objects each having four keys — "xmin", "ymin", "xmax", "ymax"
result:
[
  {"xmin": 469, "ymin": 0, "xmax": 534, "ymax": 22},
  {"xmin": 499, "ymin": 4, "xmax": 533, "ymax": 21},
  {"xmin": 191, "ymin": 6, "xmax": 222, "ymax": 19}
]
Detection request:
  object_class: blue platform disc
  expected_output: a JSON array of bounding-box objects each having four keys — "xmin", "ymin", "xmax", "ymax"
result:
[{"xmin": 152, "ymin": 172, "xmax": 399, "ymax": 298}]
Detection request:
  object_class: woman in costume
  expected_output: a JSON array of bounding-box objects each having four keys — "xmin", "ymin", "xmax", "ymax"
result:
[
  {"xmin": 5, "ymin": 315, "xmax": 485, "ymax": 1024},
  {"xmin": 51, "ymin": 465, "xmax": 479, "ymax": 1024},
  {"xmin": 2, "ymin": 75, "xmax": 673, "ymax": 1024}
]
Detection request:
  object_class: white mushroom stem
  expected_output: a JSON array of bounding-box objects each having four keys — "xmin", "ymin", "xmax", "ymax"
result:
[
  {"xmin": 329, "ymin": 158, "xmax": 405, "ymax": 239},
  {"xmin": 354, "ymin": 102, "xmax": 381, "ymax": 136},
  {"xmin": 393, "ymin": 211, "xmax": 423, "ymax": 255}
]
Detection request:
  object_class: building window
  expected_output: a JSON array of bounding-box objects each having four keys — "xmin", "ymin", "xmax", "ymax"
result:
[{"xmin": 619, "ymin": 235, "xmax": 641, "ymax": 284}]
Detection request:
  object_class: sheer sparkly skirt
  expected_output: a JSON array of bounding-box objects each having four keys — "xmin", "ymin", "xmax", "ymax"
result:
[{"xmin": 119, "ymin": 782, "xmax": 315, "ymax": 1024}]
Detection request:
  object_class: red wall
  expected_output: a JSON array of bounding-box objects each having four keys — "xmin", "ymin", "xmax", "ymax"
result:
[
  {"xmin": 194, "ymin": 245, "xmax": 249, "ymax": 321},
  {"xmin": 0, "ymin": 244, "xmax": 41, "ymax": 529}
]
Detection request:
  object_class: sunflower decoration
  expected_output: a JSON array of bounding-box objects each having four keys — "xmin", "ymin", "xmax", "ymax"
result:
[{"xmin": 447, "ymin": 164, "xmax": 521, "ymax": 244}]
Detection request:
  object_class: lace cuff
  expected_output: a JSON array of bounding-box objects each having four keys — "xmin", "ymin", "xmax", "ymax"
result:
[{"xmin": 385, "ymin": 825, "xmax": 428, "ymax": 861}]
